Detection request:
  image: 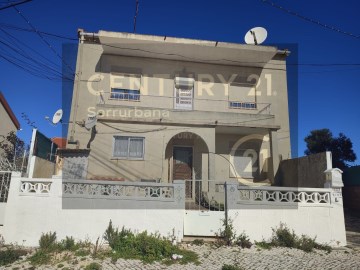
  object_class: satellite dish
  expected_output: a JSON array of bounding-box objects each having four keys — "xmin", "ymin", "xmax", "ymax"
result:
[
  {"xmin": 84, "ymin": 114, "xmax": 97, "ymax": 130},
  {"xmin": 52, "ymin": 109, "xmax": 63, "ymax": 124},
  {"xmin": 244, "ymin": 27, "xmax": 268, "ymax": 45}
]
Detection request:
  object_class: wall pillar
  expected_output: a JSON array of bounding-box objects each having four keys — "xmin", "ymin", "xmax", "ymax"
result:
[{"xmin": 269, "ymin": 130, "xmax": 280, "ymax": 185}]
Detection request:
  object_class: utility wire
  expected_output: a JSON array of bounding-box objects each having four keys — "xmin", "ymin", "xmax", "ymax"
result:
[
  {"xmin": 261, "ymin": 0, "xmax": 360, "ymax": 39},
  {"xmin": 0, "ymin": 22, "xmax": 77, "ymax": 40},
  {"xmin": 0, "ymin": 0, "xmax": 31, "ymax": 11},
  {"xmin": 11, "ymin": 5, "xmax": 78, "ymax": 79}
]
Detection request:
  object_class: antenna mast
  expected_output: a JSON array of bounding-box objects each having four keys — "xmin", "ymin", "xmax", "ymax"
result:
[{"xmin": 133, "ymin": 0, "xmax": 139, "ymax": 33}]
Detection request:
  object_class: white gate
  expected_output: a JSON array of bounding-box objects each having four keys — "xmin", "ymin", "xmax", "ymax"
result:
[{"xmin": 184, "ymin": 180, "xmax": 225, "ymax": 236}]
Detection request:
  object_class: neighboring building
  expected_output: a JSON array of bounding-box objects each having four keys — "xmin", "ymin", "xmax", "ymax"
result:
[
  {"xmin": 66, "ymin": 30, "xmax": 291, "ymax": 185},
  {"xmin": 0, "ymin": 91, "xmax": 20, "ymax": 140}
]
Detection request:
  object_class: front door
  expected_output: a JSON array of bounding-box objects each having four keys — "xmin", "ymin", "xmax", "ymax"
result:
[{"xmin": 173, "ymin": 146, "xmax": 193, "ymax": 198}]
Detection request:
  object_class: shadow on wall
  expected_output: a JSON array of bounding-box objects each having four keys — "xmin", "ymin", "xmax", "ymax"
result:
[
  {"xmin": 275, "ymin": 152, "xmax": 331, "ymax": 188},
  {"xmin": 343, "ymin": 165, "xmax": 360, "ymax": 211}
]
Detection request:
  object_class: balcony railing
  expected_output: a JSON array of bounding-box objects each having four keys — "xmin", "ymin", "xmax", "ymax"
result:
[{"xmin": 98, "ymin": 92, "xmax": 271, "ymax": 115}]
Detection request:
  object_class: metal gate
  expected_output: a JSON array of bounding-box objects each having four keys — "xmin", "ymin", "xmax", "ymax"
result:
[
  {"xmin": 184, "ymin": 180, "xmax": 225, "ymax": 236},
  {"xmin": 0, "ymin": 171, "xmax": 11, "ymax": 203}
]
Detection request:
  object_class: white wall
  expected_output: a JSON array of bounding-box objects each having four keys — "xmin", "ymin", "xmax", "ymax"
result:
[
  {"xmin": 3, "ymin": 173, "xmax": 185, "ymax": 246},
  {"xmin": 226, "ymin": 183, "xmax": 347, "ymax": 246},
  {"xmin": 0, "ymin": 203, "xmax": 6, "ymax": 225}
]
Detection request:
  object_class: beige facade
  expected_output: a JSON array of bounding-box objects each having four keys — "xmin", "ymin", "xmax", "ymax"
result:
[
  {"xmin": 0, "ymin": 91, "xmax": 19, "ymax": 145},
  {"xmin": 67, "ymin": 30, "xmax": 291, "ymax": 185}
]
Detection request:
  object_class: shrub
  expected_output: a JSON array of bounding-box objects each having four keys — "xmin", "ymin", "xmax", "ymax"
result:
[
  {"xmin": 270, "ymin": 223, "xmax": 297, "ymax": 248},
  {"xmin": 59, "ymin": 236, "xmax": 77, "ymax": 251},
  {"xmin": 29, "ymin": 250, "xmax": 51, "ymax": 265},
  {"xmin": 255, "ymin": 240, "xmax": 272, "ymax": 250},
  {"xmin": 192, "ymin": 239, "xmax": 205, "ymax": 246},
  {"xmin": 216, "ymin": 218, "xmax": 236, "ymax": 246},
  {"xmin": 103, "ymin": 220, "xmax": 199, "ymax": 264},
  {"xmin": 84, "ymin": 262, "xmax": 102, "ymax": 270},
  {"xmin": 0, "ymin": 248, "xmax": 28, "ymax": 266},
  {"xmin": 39, "ymin": 232, "xmax": 57, "ymax": 251},
  {"xmin": 235, "ymin": 232, "xmax": 252, "ymax": 249},
  {"xmin": 222, "ymin": 264, "xmax": 244, "ymax": 270}
]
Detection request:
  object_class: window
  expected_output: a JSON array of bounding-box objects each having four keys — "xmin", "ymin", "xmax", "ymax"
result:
[
  {"xmin": 110, "ymin": 73, "xmax": 141, "ymax": 101},
  {"xmin": 113, "ymin": 136, "xmax": 144, "ymax": 159},
  {"xmin": 228, "ymin": 82, "xmax": 257, "ymax": 110},
  {"xmin": 174, "ymin": 77, "xmax": 194, "ymax": 110}
]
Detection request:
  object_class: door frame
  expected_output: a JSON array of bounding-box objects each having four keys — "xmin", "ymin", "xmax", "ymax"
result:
[
  {"xmin": 172, "ymin": 145, "xmax": 194, "ymax": 181},
  {"xmin": 172, "ymin": 145, "xmax": 194, "ymax": 200}
]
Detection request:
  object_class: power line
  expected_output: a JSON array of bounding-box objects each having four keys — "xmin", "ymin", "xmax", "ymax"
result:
[
  {"xmin": 11, "ymin": 5, "xmax": 78, "ymax": 78},
  {"xmin": 0, "ymin": 22, "xmax": 77, "ymax": 40},
  {"xmin": 133, "ymin": 0, "xmax": 139, "ymax": 33},
  {"xmin": 0, "ymin": 0, "xmax": 31, "ymax": 11},
  {"xmin": 260, "ymin": 0, "xmax": 360, "ymax": 39}
]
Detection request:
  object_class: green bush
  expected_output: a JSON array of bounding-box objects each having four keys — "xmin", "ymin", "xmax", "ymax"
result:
[
  {"xmin": 192, "ymin": 239, "xmax": 205, "ymax": 246},
  {"xmin": 255, "ymin": 240, "xmax": 272, "ymax": 250},
  {"xmin": 29, "ymin": 250, "xmax": 51, "ymax": 265},
  {"xmin": 39, "ymin": 232, "xmax": 57, "ymax": 251},
  {"xmin": 235, "ymin": 232, "xmax": 252, "ymax": 249},
  {"xmin": 84, "ymin": 262, "xmax": 102, "ymax": 270},
  {"xmin": 270, "ymin": 223, "xmax": 297, "ymax": 248},
  {"xmin": 257, "ymin": 223, "xmax": 333, "ymax": 253},
  {"xmin": 59, "ymin": 236, "xmax": 77, "ymax": 251},
  {"xmin": 0, "ymin": 248, "xmax": 28, "ymax": 266},
  {"xmin": 103, "ymin": 220, "xmax": 199, "ymax": 264},
  {"xmin": 222, "ymin": 264, "xmax": 244, "ymax": 270}
]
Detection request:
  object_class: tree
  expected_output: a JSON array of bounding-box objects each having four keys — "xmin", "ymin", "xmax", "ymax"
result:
[
  {"xmin": 0, "ymin": 131, "xmax": 28, "ymax": 171},
  {"xmin": 304, "ymin": 129, "xmax": 357, "ymax": 170}
]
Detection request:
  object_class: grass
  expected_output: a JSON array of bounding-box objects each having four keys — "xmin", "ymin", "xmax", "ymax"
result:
[
  {"xmin": 84, "ymin": 262, "xmax": 101, "ymax": 270},
  {"xmin": 104, "ymin": 220, "xmax": 199, "ymax": 264},
  {"xmin": 222, "ymin": 264, "xmax": 245, "ymax": 270},
  {"xmin": 0, "ymin": 248, "xmax": 28, "ymax": 266}
]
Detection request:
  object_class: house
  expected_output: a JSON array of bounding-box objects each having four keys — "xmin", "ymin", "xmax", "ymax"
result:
[
  {"xmin": 0, "ymin": 91, "xmax": 20, "ymax": 141},
  {"xmin": 66, "ymin": 30, "xmax": 291, "ymax": 186}
]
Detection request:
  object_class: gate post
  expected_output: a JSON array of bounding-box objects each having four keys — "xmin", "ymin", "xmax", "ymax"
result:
[{"xmin": 224, "ymin": 181, "xmax": 238, "ymax": 225}]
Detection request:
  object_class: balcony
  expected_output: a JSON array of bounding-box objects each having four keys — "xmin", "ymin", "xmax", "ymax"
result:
[{"xmin": 95, "ymin": 92, "xmax": 277, "ymax": 129}]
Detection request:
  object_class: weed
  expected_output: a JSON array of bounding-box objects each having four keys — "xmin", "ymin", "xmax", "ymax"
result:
[
  {"xmin": 235, "ymin": 232, "xmax": 252, "ymax": 249},
  {"xmin": 192, "ymin": 239, "xmax": 204, "ymax": 246},
  {"xmin": 84, "ymin": 262, "xmax": 102, "ymax": 270},
  {"xmin": 222, "ymin": 264, "xmax": 245, "ymax": 270},
  {"xmin": 0, "ymin": 248, "xmax": 28, "ymax": 266},
  {"xmin": 103, "ymin": 220, "xmax": 199, "ymax": 264},
  {"xmin": 39, "ymin": 232, "xmax": 57, "ymax": 251},
  {"xmin": 29, "ymin": 250, "xmax": 51, "ymax": 265},
  {"xmin": 57, "ymin": 263, "xmax": 64, "ymax": 268}
]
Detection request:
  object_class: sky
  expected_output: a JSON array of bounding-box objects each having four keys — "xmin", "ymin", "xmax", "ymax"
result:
[{"xmin": 0, "ymin": 0, "xmax": 359, "ymax": 164}]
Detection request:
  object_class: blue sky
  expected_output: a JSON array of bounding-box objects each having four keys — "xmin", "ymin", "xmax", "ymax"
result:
[{"xmin": 0, "ymin": 0, "xmax": 359, "ymax": 163}]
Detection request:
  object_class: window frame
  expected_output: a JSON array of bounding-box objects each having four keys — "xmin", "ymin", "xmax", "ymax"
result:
[
  {"xmin": 110, "ymin": 73, "xmax": 142, "ymax": 102},
  {"xmin": 112, "ymin": 136, "xmax": 145, "ymax": 160}
]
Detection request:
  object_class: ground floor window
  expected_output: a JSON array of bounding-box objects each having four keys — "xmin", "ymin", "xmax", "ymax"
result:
[{"xmin": 113, "ymin": 136, "xmax": 144, "ymax": 159}]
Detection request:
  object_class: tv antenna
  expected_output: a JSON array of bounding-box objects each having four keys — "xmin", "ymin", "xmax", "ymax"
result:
[{"xmin": 244, "ymin": 27, "xmax": 268, "ymax": 45}]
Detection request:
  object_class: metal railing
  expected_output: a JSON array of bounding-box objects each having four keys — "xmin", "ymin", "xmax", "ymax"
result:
[
  {"xmin": 99, "ymin": 92, "xmax": 272, "ymax": 115},
  {"xmin": 184, "ymin": 180, "xmax": 225, "ymax": 211},
  {"xmin": 0, "ymin": 171, "xmax": 11, "ymax": 202}
]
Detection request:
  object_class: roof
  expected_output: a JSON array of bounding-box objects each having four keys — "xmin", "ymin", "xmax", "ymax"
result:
[
  {"xmin": 80, "ymin": 30, "xmax": 286, "ymax": 68},
  {"xmin": 0, "ymin": 91, "xmax": 20, "ymax": 130},
  {"xmin": 51, "ymin": 137, "xmax": 67, "ymax": 148}
]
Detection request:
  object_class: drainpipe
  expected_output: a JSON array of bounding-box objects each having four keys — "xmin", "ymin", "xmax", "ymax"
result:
[{"xmin": 77, "ymin": 29, "xmax": 100, "ymax": 44}]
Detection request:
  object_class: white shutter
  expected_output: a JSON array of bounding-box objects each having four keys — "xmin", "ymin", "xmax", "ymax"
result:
[
  {"xmin": 111, "ymin": 73, "xmax": 141, "ymax": 91},
  {"xmin": 174, "ymin": 77, "xmax": 194, "ymax": 109}
]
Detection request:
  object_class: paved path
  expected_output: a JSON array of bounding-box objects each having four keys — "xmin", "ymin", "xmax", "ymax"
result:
[{"xmin": 345, "ymin": 209, "xmax": 360, "ymax": 250}]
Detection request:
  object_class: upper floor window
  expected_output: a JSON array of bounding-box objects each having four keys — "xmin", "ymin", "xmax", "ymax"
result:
[
  {"xmin": 174, "ymin": 77, "xmax": 194, "ymax": 110},
  {"xmin": 228, "ymin": 82, "xmax": 257, "ymax": 110},
  {"xmin": 113, "ymin": 136, "xmax": 144, "ymax": 159},
  {"xmin": 110, "ymin": 73, "xmax": 141, "ymax": 101}
]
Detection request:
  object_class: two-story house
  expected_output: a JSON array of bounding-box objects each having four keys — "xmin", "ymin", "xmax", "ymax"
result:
[{"xmin": 66, "ymin": 30, "xmax": 291, "ymax": 189}]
